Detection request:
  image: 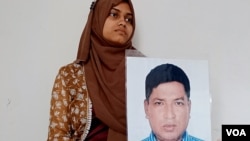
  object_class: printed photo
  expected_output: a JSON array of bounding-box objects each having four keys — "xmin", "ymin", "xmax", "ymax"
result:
[{"xmin": 126, "ymin": 57, "xmax": 211, "ymax": 141}]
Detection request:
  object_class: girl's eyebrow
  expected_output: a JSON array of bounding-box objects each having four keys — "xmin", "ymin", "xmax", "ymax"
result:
[
  {"xmin": 111, "ymin": 7, "xmax": 119, "ymax": 12},
  {"xmin": 111, "ymin": 7, "xmax": 133, "ymax": 16}
]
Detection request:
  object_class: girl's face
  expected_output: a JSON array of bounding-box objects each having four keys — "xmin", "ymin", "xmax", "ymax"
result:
[{"xmin": 102, "ymin": 2, "xmax": 133, "ymax": 45}]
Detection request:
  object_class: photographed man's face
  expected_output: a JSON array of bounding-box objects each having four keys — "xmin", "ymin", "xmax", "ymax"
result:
[{"xmin": 144, "ymin": 81, "xmax": 191, "ymax": 141}]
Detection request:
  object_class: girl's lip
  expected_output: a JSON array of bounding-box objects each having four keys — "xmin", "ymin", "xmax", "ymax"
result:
[{"xmin": 115, "ymin": 28, "xmax": 126, "ymax": 35}]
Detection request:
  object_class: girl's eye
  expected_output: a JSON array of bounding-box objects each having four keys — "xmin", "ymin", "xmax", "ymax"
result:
[
  {"xmin": 125, "ymin": 17, "xmax": 133, "ymax": 23},
  {"xmin": 108, "ymin": 10, "xmax": 133, "ymax": 24},
  {"xmin": 109, "ymin": 12, "xmax": 118, "ymax": 18}
]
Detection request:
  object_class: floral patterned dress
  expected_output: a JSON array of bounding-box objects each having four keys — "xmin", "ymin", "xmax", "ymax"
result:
[{"xmin": 47, "ymin": 63, "xmax": 92, "ymax": 141}]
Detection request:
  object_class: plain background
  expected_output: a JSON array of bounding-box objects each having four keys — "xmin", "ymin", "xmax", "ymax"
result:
[
  {"xmin": 0, "ymin": 0, "xmax": 250, "ymax": 140},
  {"xmin": 126, "ymin": 57, "xmax": 211, "ymax": 141}
]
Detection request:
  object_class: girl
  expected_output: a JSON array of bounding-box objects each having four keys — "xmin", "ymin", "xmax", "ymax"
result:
[{"xmin": 47, "ymin": 0, "xmax": 138, "ymax": 140}]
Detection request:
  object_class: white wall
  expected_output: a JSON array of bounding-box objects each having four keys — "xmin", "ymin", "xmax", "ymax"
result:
[{"xmin": 0, "ymin": 0, "xmax": 249, "ymax": 140}]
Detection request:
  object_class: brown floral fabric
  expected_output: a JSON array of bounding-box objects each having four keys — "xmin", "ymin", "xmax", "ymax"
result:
[{"xmin": 47, "ymin": 63, "xmax": 92, "ymax": 141}]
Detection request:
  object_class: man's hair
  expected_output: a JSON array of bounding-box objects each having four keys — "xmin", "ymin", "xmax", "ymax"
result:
[{"xmin": 145, "ymin": 63, "xmax": 190, "ymax": 101}]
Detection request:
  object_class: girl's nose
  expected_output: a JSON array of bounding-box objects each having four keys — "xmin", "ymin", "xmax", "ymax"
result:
[{"xmin": 118, "ymin": 18, "xmax": 126, "ymax": 27}]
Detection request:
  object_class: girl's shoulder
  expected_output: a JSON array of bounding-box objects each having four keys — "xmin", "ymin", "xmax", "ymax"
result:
[
  {"xmin": 56, "ymin": 62, "xmax": 85, "ymax": 84},
  {"xmin": 59, "ymin": 62, "xmax": 83, "ymax": 72}
]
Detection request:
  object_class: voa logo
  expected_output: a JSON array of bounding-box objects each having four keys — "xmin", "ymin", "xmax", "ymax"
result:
[{"xmin": 226, "ymin": 129, "xmax": 246, "ymax": 136}]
